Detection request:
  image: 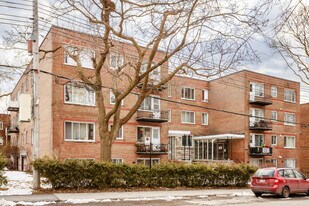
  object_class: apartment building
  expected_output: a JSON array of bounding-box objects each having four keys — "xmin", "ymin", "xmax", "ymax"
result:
[
  {"xmin": 208, "ymin": 71, "xmax": 300, "ymax": 168},
  {"xmin": 6, "ymin": 26, "xmax": 302, "ymax": 171},
  {"xmin": 0, "ymin": 113, "xmax": 10, "ymax": 146}
]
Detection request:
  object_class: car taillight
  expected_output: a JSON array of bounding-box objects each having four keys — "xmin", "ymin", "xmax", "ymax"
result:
[{"xmin": 274, "ymin": 179, "xmax": 279, "ymax": 184}]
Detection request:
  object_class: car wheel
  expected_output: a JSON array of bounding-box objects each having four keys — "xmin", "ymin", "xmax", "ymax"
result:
[
  {"xmin": 254, "ymin": 192, "xmax": 262, "ymax": 197},
  {"xmin": 307, "ymin": 189, "xmax": 309, "ymax": 196},
  {"xmin": 281, "ymin": 186, "xmax": 290, "ymax": 198}
]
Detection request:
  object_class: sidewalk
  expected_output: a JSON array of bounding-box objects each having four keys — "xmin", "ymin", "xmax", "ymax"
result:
[{"xmin": 1, "ymin": 189, "xmax": 253, "ymax": 204}]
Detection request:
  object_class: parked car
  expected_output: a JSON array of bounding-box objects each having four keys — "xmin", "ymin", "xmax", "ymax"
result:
[{"xmin": 251, "ymin": 167, "xmax": 309, "ymax": 197}]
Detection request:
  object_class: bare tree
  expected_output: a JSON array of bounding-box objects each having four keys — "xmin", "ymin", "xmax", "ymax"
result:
[
  {"xmin": 271, "ymin": 0, "xmax": 309, "ymax": 84},
  {"xmin": 37, "ymin": 0, "xmax": 272, "ymax": 161}
]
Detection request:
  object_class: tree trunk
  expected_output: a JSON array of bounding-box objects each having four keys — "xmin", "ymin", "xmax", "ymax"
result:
[{"xmin": 100, "ymin": 131, "xmax": 112, "ymax": 162}]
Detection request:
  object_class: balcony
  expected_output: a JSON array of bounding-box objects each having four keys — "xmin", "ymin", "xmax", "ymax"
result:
[
  {"xmin": 7, "ymin": 101, "xmax": 19, "ymax": 112},
  {"xmin": 136, "ymin": 110, "xmax": 169, "ymax": 123},
  {"xmin": 249, "ymin": 146, "xmax": 273, "ymax": 156},
  {"xmin": 249, "ymin": 94, "xmax": 272, "ymax": 106},
  {"xmin": 136, "ymin": 82, "xmax": 167, "ymax": 91},
  {"xmin": 136, "ymin": 143, "xmax": 168, "ymax": 155},
  {"xmin": 7, "ymin": 125, "xmax": 19, "ymax": 133},
  {"xmin": 249, "ymin": 120, "xmax": 272, "ymax": 131}
]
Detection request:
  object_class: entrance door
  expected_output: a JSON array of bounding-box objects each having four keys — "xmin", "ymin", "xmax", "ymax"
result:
[
  {"xmin": 217, "ymin": 143, "xmax": 225, "ymax": 160},
  {"xmin": 168, "ymin": 137, "xmax": 176, "ymax": 160}
]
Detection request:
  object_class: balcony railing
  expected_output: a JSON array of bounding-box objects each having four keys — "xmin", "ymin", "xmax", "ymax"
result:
[
  {"xmin": 7, "ymin": 101, "xmax": 19, "ymax": 112},
  {"xmin": 136, "ymin": 82, "xmax": 167, "ymax": 91},
  {"xmin": 249, "ymin": 94, "xmax": 272, "ymax": 106},
  {"xmin": 7, "ymin": 125, "xmax": 19, "ymax": 133},
  {"xmin": 249, "ymin": 146, "xmax": 273, "ymax": 156},
  {"xmin": 136, "ymin": 110, "xmax": 169, "ymax": 123},
  {"xmin": 249, "ymin": 120, "xmax": 272, "ymax": 131},
  {"xmin": 136, "ymin": 143, "xmax": 168, "ymax": 155}
]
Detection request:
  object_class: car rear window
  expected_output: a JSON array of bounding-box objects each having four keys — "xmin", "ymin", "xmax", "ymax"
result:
[{"xmin": 254, "ymin": 169, "xmax": 275, "ymax": 177}]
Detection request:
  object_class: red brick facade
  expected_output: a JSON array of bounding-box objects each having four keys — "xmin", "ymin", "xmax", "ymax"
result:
[{"xmin": 6, "ymin": 26, "xmax": 304, "ymax": 171}]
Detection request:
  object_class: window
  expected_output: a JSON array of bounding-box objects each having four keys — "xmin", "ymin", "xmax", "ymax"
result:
[
  {"xmin": 250, "ymin": 82, "xmax": 264, "ymax": 97},
  {"xmin": 294, "ymin": 169, "xmax": 305, "ymax": 179},
  {"xmin": 0, "ymin": 137, "xmax": 3, "ymax": 145},
  {"xmin": 136, "ymin": 158, "xmax": 159, "ymax": 167},
  {"xmin": 168, "ymin": 110, "xmax": 172, "ymax": 122},
  {"xmin": 25, "ymin": 77, "xmax": 29, "ymax": 91},
  {"xmin": 284, "ymin": 113, "xmax": 296, "ymax": 126},
  {"xmin": 109, "ymin": 125, "xmax": 123, "ymax": 139},
  {"xmin": 64, "ymin": 46, "xmax": 94, "ymax": 69},
  {"xmin": 202, "ymin": 89, "xmax": 208, "ymax": 102},
  {"xmin": 0, "ymin": 121, "xmax": 3, "ymax": 130},
  {"xmin": 268, "ymin": 159, "xmax": 277, "ymax": 167},
  {"xmin": 110, "ymin": 90, "xmax": 124, "ymax": 105},
  {"xmin": 271, "ymin": 135, "xmax": 277, "ymax": 146},
  {"xmin": 112, "ymin": 158, "xmax": 123, "ymax": 164},
  {"xmin": 181, "ymin": 87, "xmax": 195, "ymax": 100},
  {"xmin": 65, "ymin": 121, "xmax": 95, "ymax": 141},
  {"xmin": 137, "ymin": 127, "xmax": 160, "ymax": 144},
  {"xmin": 140, "ymin": 62, "xmax": 161, "ymax": 83},
  {"xmin": 110, "ymin": 54, "xmax": 124, "ymax": 70},
  {"xmin": 139, "ymin": 96, "xmax": 160, "ymax": 111},
  {"xmin": 181, "ymin": 111, "xmax": 195, "ymax": 124},
  {"xmin": 284, "ymin": 136, "xmax": 295, "ymax": 148},
  {"xmin": 250, "ymin": 134, "xmax": 264, "ymax": 147},
  {"xmin": 271, "ymin": 111, "xmax": 278, "ymax": 121},
  {"xmin": 284, "ymin": 89, "xmax": 296, "ymax": 103},
  {"xmin": 284, "ymin": 159, "xmax": 296, "ymax": 168},
  {"xmin": 168, "ymin": 83, "xmax": 172, "ymax": 97},
  {"xmin": 249, "ymin": 158, "xmax": 263, "ymax": 167},
  {"xmin": 271, "ymin": 86, "xmax": 277, "ymax": 98},
  {"xmin": 202, "ymin": 113, "xmax": 208, "ymax": 125},
  {"xmin": 182, "ymin": 135, "xmax": 192, "ymax": 147},
  {"xmin": 65, "ymin": 83, "xmax": 95, "ymax": 106},
  {"xmin": 249, "ymin": 108, "xmax": 264, "ymax": 125},
  {"xmin": 25, "ymin": 131, "xmax": 28, "ymax": 144}
]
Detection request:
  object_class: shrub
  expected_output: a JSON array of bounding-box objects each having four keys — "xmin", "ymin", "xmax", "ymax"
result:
[
  {"xmin": 32, "ymin": 158, "xmax": 257, "ymax": 189},
  {"xmin": 0, "ymin": 156, "xmax": 8, "ymax": 187}
]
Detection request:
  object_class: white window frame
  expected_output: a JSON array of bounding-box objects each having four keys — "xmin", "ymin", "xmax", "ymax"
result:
[
  {"xmin": 64, "ymin": 121, "xmax": 95, "ymax": 142},
  {"xmin": 110, "ymin": 90, "xmax": 124, "ymax": 105},
  {"xmin": 284, "ymin": 136, "xmax": 295, "ymax": 148},
  {"xmin": 271, "ymin": 111, "xmax": 278, "ymax": 121},
  {"xmin": 0, "ymin": 121, "xmax": 3, "ymax": 130},
  {"xmin": 0, "ymin": 137, "xmax": 3, "ymax": 145},
  {"xmin": 250, "ymin": 133, "xmax": 264, "ymax": 147},
  {"xmin": 182, "ymin": 135, "xmax": 192, "ymax": 147},
  {"xmin": 139, "ymin": 95, "xmax": 160, "ymax": 111},
  {"xmin": 249, "ymin": 158, "xmax": 263, "ymax": 168},
  {"xmin": 271, "ymin": 135, "xmax": 277, "ymax": 146},
  {"xmin": 136, "ymin": 126, "xmax": 160, "ymax": 144},
  {"xmin": 112, "ymin": 158, "xmax": 124, "ymax": 164},
  {"xmin": 202, "ymin": 112, "xmax": 208, "ymax": 125},
  {"xmin": 271, "ymin": 86, "xmax": 277, "ymax": 98},
  {"xmin": 284, "ymin": 89, "xmax": 296, "ymax": 103},
  {"xmin": 110, "ymin": 53, "xmax": 124, "ymax": 70},
  {"xmin": 136, "ymin": 158, "xmax": 160, "ymax": 166},
  {"xmin": 181, "ymin": 87, "xmax": 195, "ymax": 100},
  {"xmin": 250, "ymin": 82, "xmax": 264, "ymax": 97},
  {"xmin": 268, "ymin": 158, "xmax": 278, "ymax": 167},
  {"xmin": 284, "ymin": 158, "xmax": 296, "ymax": 168},
  {"xmin": 284, "ymin": 112, "xmax": 296, "ymax": 126},
  {"xmin": 109, "ymin": 125, "xmax": 124, "ymax": 140},
  {"xmin": 64, "ymin": 46, "xmax": 94, "ymax": 69},
  {"xmin": 168, "ymin": 110, "xmax": 172, "ymax": 122},
  {"xmin": 202, "ymin": 89, "xmax": 209, "ymax": 102},
  {"xmin": 181, "ymin": 111, "xmax": 195, "ymax": 124},
  {"xmin": 64, "ymin": 83, "xmax": 95, "ymax": 106},
  {"xmin": 168, "ymin": 83, "xmax": 172, "ymax": 97}
]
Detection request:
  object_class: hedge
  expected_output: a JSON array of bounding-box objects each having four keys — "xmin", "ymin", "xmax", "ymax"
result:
[{"xmin": 32, "ymin": 158, "xmax": 257, "ymax": 189}]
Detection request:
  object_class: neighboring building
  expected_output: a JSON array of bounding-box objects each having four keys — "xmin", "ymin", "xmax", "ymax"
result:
[
  {"xmin": 0, "ymin": 113, "xmax": 10, "ymax": 146},
  {"xmin": 6, "ymin": 26, "xmax": 303, "ymax": 171},
  {"xmin": 300, "ymin": 103, "xmax": 309, "ymax": 175},
  {"xmin": 208, "ymin": 71, "xmax": 300, "ymax": 168}
]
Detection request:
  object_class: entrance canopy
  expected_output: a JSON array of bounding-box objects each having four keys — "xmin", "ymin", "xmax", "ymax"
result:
[
  {"xmin": 193, "ymin": 134, "xmax": 245, "ymax": 141},
  {"xmin": 168, "ymin": 130, "xmax": 191, "ymax": 137}
]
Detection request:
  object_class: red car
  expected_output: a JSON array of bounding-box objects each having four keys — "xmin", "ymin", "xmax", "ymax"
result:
[{"xmin": 251, "ymin": 167, "xmax": 309, "ymax": 197}]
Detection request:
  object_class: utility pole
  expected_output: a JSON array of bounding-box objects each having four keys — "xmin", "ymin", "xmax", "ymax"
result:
[{"xmin": 32, "ymin": 0, "xmax": 40, "ymax": 189}]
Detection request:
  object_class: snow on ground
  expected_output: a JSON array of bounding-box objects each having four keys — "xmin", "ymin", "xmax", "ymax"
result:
[{"xmin": 0, "ymin": 171, "xmax": 51, "ymax": 196}]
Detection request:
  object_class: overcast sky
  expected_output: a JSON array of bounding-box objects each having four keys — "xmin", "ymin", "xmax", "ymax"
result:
[{"xmin": 0, "ymin": 0, "xmax": 308, "ymax": 113}]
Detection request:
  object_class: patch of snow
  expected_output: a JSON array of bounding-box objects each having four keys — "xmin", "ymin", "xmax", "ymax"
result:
[
  {"xmin": 123, "ymin": 195, "xmax": 184, "ymax": 202},
  {"xmin": 65, "ymin": 198, "xmax": 101, "ymax": 204},
  {"xmin": 0, "ymin": 171, "xmax": 51, "ymax": 196},
  {"xmin": 16, "ymin": 201, "xmax": 56, "ymax": 205},
  {"xmin": 232, "ymin": 191, "xmax": 254, "ymax": 197},
  {"xmin": 0, "ymin": 198, "xmax": 16, "ymax": 206}
]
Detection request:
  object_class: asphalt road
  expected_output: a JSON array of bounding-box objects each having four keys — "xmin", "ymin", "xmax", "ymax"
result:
[{"xmin": 51, "ymin": 194, "xmax": 309, "ymax": 206}]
